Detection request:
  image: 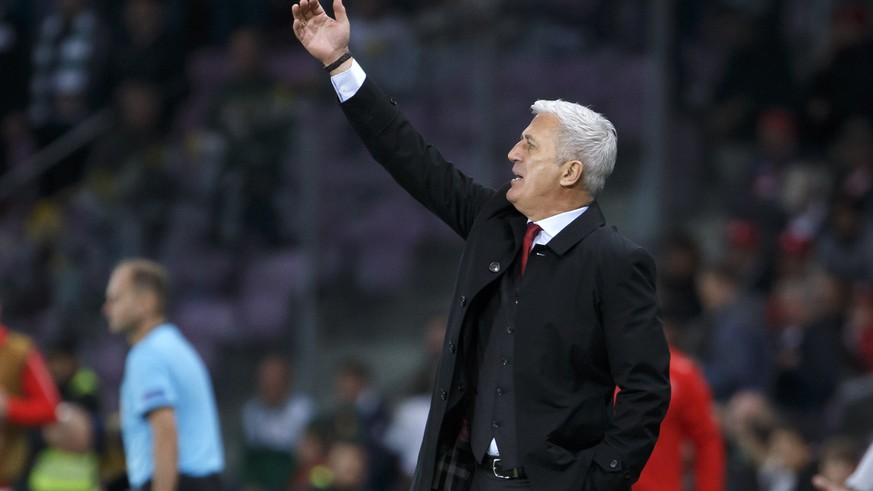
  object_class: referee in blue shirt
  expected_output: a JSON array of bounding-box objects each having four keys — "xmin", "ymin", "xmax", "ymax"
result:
[{"xmin": 104, "ymin": 259, "xmax": 224, "ymax": 491}]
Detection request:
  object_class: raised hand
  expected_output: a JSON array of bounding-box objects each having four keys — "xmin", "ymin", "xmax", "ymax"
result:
[{"xmin": 291, "ymin": 0, "xmax": 350, "ymax": 67}]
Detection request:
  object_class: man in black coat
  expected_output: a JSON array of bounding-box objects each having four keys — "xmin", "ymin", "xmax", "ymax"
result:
[{"xmin": 291, "ymin": 2, "xmax": 671, "ymax": 490}]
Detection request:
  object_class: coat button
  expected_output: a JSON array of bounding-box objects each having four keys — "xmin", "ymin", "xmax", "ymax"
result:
[
  {"xmin": 440, "ymin": 389, "xmax": 447, "ymax": 400},
  {"xmin": 609, "ymin": 459, "xmax": 618, "ymax": 469},
  {"xmin": 501, "ymin": 357, "xmax": 509, "ymax": 366},
  {"xmin": 489, "ymin": 262, "xmax": 500, "ymax": 273},
  {"xmin": 506, "ymin": 326, "xmax": 514, "ymax": 334},
  {"xmin": 457, "ymin": 382, "xmax": 465, "ymax": 392},
  {"xmin": 389, "ymin": 97, "xmax": 398, "ymax": 106},
  {"xmin": 448, "ymin": 342, "xmax": 456, "ymax": 354},
  {"xmin": 460, "ymin": 295, "xmax": 467, "ymax": 307},
  {"xmin": 492, "ymin": 420, "xmax": 501, "ymax": 428},
  {"xmin": 496, "ymin": 387, "xmax": 504, "ymax": 396}
]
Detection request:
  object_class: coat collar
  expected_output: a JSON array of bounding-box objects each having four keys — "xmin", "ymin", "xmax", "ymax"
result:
[
  {"xmin": 509, "ymin": 200, "xmax": 606, "ymax": 256},
  {"xmin": 493, "ymin": 184, "xmax": 606, "ymax": 255},
  {"xmin": 546, "ymin": 200, "xmax": 606, "ymax": 255}
]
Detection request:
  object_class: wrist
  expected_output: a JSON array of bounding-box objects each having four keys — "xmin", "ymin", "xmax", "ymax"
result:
[{"xmin": 324, "ymin": 51, "xmax": 353, "ymax": 75}]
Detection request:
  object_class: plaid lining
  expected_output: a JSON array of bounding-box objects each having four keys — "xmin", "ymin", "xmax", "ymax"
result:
[{"xmin": 432, "ymin": 438, "xmax": 475, "ymax": 491}]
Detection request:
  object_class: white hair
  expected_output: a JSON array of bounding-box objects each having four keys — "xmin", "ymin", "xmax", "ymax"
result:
[{"xmin": 531, "ymin": 100, "xmax": 617, "ymax": 197}]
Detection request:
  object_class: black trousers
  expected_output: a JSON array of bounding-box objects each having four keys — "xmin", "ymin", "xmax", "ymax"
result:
[{"xmin": 137, "ymin": 473, "xmax": 222, "ymax": 491}]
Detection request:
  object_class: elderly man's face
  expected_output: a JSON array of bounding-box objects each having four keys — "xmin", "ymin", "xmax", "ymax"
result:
[{"xmin": 506, "ymin": 113, "xmax": 566, "ymax": 219}]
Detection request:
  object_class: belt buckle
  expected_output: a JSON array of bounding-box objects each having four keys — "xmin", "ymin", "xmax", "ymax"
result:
[{"xmin": 491, "ymin": 458, "xmax": 511, "ymax": 479}]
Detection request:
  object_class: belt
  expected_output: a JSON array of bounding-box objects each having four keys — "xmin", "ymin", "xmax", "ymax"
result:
[{"xmin": 481, "ymin": 455, "xmax": 527, "ymax": 480}]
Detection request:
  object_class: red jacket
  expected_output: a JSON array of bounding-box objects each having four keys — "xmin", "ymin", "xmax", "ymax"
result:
[
  {"xmin": 0, "ymin": 324, "xmax": 59, "ymax": 425},
  {"xmin": 634, "ymin": 348, "xmax": 725, "ymax": 491},
  {"xmin": 0, "ymin": 324, "xmax": 60, "ymax": 483}
]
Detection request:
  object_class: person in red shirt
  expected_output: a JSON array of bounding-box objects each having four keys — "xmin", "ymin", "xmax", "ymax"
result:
[
  {"xmin": 634, "ymin": 318, "xmax": 726, "ymax": 491},
  {"xmin": 0, "ymin": 322, "xmax": 61, "ymax": 490}
]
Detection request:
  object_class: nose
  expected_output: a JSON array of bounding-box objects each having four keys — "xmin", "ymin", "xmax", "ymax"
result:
[{"xmin": 508, "ymin": 140, "xmax": 523, "ymax": 162}]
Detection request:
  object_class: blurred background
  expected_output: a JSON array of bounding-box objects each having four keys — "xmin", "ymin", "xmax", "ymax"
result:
[{"xmin": 1, "ymin": 0, "xmax": 873, "ymax": 489}]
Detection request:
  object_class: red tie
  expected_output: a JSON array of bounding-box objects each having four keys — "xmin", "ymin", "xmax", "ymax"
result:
[{"xmin": 520, "ymin": 222, "xmax": 542, "ymax": 276}]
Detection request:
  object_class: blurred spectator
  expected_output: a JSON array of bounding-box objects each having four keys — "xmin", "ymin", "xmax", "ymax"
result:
[
  {"xmin": 319, "ymin": 357, "xmax": 396, "ymax": 491},
  {"xmin": 84, "ymin": 78, "xmax": 176, "ymax": 257},
  {"xmin": 204, "ymin": 26, "xmax": 296, "ymax": 249},
  {"xmin": 690, "ymin": 262, "xmax": 773, "ymax": 402},
  {"xmin": 816, "ymin": 193, "xmax": 873, "ymax": 285},
  {"xmin": 804, "ymin": 272, "xmax": 856, "ymax": 377},
  {"xmin": 804, "ymin": 3, "xmax": 873, "ymax": 146},
  {"xmin": 723, "ymin": 218, "xmax": 775, "ymax": 293},
  {"xmin": 28, "ymin": 0, "xmax": 110, "ymax": 196},
  {"xmin": 311, "ymin": 441, "xmax": 368, "ymax": 491},
  {"xmin": 768, "ymin": 276, "xmax": 842, "ymax": 441},
  {"xmin": 773, "ymin": 231, "xmax": 815, "ymax": 284},
  {"xmin": 634, "ymin": 314, "xmax": 726, "ymax": 491},
  {"xmin": 44, "ymin": 335, "xmax": 100, "ymax": 414},
  {"xmin": 747, "ymin": 108, "xmax": 803, "ymax": 207},
  {"xmin": 289, "ymin": 422, "xmax": 332, "ymax": 491},
  {"xmin": 108, "ymin": 0, "xmax": 188, "ymax": 128},
  {"xmin": 0, "ymin": 305, "xmax": 60, "ymax": 490},
  {"xmin": 26, "ymin": 402, "xmax": 99, "ymax": 491},
  {"xmin": 240, "ymin": 353, "xmax": 315, "ymax": 491},
  {"xmin": 757, "ymin": 424, "xmax": 817, "ymax": 491},
  {"xmin": 731, "ymin": 108, "xmax": 810, "ymax": 271},
  {"xmin": 18, "ymin": 334, "xmax": 103, "ymax": 489},
  {"xmin": 779, "ymin": 164, "xmax": 832, "ymax": 241},
  {"xmin": 721, "ymin": 391, "xmax": 779, "ymax": 491}
]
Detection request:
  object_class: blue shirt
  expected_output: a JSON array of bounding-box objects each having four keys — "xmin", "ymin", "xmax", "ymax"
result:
[{"xmin": 120, "ymin": 324, "xmax": 224, "ymax": 487}]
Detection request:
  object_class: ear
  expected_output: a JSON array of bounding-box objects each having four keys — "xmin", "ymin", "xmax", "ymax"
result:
[
  {"xmin": 559, "ymin": 160, "xmax": 584, "ymax": 187},
  {"xmin": 137, "ymin": 289, "xmax": 159, "ymax": 315}
]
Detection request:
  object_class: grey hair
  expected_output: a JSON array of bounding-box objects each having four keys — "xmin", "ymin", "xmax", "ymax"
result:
[{"xmin": 531, "ymin": 100, "xmax": 617, "ymax": 197}]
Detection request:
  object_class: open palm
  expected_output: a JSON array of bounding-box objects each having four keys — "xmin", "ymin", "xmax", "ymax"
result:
[{"xmin": 292, "ymin": 0, "xmax": 350, "ymax": 66}]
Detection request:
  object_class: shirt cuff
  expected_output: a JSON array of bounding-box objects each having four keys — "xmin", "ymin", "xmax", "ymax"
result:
[{"xmin": 330, "ymin": 58, "xmax": 367, "ymax": 103}]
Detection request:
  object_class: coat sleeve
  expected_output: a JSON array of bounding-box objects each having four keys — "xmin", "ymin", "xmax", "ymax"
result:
[
  {"xmin": 593, "ymin": 246, "xmax": 671, "ymax": 485},
  {"xmin": 5, "ymin": 349, "xmax": 60, "ymax": 426},
  {"xmin": 339, "ymin": 78, "xmax": 495, "ymax": 239}
]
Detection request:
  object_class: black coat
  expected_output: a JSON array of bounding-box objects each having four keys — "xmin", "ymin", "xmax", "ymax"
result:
[{"xmin": 340, "ymin": 79, "xmax": 671, "ymax": 491}]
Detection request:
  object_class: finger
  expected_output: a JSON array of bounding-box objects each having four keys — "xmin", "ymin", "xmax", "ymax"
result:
[
  {"xmin": 304, "ymin": 0, "xmax": 321, "ymax": 18},
  {"xmin": 312, "ymin": 0, "xmax": 324, "ymax": 16},
  {"xmin": 333, "ymin": 0, "xmax": 348, "ymax": 26},
  {"xmin": 296, "ymin": 0, "xmax": 309, "ymax": 19}
]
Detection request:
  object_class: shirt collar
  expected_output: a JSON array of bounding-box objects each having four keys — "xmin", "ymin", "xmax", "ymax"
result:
[{"xmin": 531, "ymin": 205, "xmax": 589, "ymax": 245}]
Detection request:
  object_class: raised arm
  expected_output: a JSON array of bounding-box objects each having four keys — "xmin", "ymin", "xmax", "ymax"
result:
[{"xmin": 291, "ymin": 0, "xmax": 353, "ymax": 74}]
